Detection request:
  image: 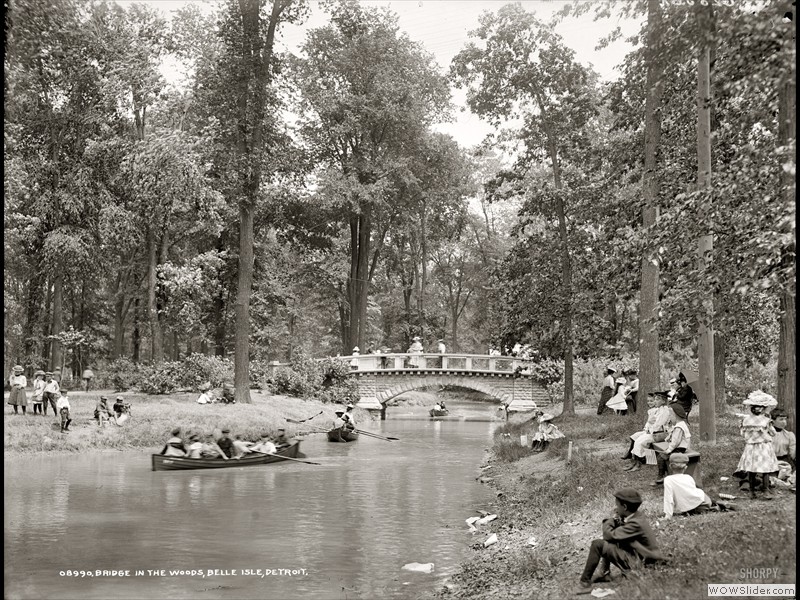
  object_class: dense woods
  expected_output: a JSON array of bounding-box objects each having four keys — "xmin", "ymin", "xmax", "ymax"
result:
[{"xmin": 3, "ymin": 0, "xmax": 794, "ymax": 425}]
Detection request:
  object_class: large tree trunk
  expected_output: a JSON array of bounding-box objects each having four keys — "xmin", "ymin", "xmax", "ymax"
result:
[
  {"xmin": 50, "ymin": 275, "xmax": 63, "ymax": 373},
  {"xmin": 132, "ymin": 298, "xmax": 141, "ymax": 362},
  {"xmin": 695, "ymin": 0, "xmax": 716, "ymax": 444},
  {"xmin": 777, "ymin": 2, "xmax": 796, "ymax": 431},
  {"xmin": 639, "ymin": 0, "xmax": 664, "ymax": 415},
  {"xmin": 418, "ymin": 202, "xmax": 428, "ymax": 337},
  {"xmin": 714, "ymin": 329, "xmax": 725, "ymax": 413},
  {"xmin": 231, "ymin": 0, "xmax": 288, "ymax": 403},
  {"xmin": 147, "ymin": 231, "xmax": 163, "ymax": 364}
]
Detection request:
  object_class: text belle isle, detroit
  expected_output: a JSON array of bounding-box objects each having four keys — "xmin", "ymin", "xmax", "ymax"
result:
[{"xmin": 67, "ymin": 569, "xmax": 306, "ymax": 578}]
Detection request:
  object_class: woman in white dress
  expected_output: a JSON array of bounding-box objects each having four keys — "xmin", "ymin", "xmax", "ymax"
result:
[{"xmin": 606, "ymin": 376, "xmax": 630, "ymax": 414}]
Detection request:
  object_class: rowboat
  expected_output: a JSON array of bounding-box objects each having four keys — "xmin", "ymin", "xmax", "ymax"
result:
[
  {"xmin": 151, "ymin": 441, "xmax": 301, "ymax": 471},
  {"xmin": 429, "ymin": 408, "xmax": 449, "ymax": 417},
  {"xmin": 327, "ymin": 427, "xmax": 359, "ymax": 442}
]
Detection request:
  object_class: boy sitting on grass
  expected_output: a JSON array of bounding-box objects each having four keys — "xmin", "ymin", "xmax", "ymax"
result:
[
  {"xmin": 576, "ymin": 488, "xmax": 665, "ymax": 594},
  {"xmin": 663, "ymin": 454, "xmax": 732, "ymax": 517}
]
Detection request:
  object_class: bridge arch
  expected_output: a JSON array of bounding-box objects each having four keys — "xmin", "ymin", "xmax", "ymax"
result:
[{"xmin": 378, "ymin": 377, "xmax": 509, "ymax": 405}]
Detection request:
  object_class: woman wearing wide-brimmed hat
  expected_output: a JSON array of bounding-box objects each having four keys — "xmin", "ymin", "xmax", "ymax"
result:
[
  {"xmin": 8, "ymin": 365, "xmax": 28, "ymax": 415},
  {"xmin": 407, "ymin": 336, "xmax": 423, "ymax": 368},
  {"xmin": 597, "ymin": 366, "xmax": 617, "ymax": 415}
]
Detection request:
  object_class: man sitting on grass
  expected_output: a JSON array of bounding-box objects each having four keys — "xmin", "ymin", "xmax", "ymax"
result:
[
  {"xmin": 663, "ymin": 454, "xmax": 731, "ymax": 517},
  {"xmin": 576, "ymin": 488, "xmax": 665, "ymax": 594}
]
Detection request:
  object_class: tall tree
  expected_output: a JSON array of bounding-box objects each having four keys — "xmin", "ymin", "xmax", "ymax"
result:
[
  {"xmin": 452, "ymin": 4, "xmax": 598, "ymax": 414},
  {"xmin": 639, "ymin": 0, "xmax": 664, "ymax": 414}
]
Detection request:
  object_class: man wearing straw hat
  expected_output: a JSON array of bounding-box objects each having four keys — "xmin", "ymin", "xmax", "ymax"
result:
[{"xmin": 8, "ymin": 365, "xmax": 28, "ymax": 415}]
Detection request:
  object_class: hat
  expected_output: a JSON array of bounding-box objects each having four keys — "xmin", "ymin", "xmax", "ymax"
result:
[
  {"xmin": 45, "ymin": 371, "xmax": 53, "ymax": 376},
  {"xmin": 607, "ymin": 366, "xmax": 616, "ymax": 373},
  {"xmin": 771, "ymin": 409, "xmax": 787, "ymax": 419},
  {"xmin": 677, "ymin": 372, "xmax": 687, "ymax": 383},
  {"xmin": 12, "ymin": 365, "xmax": 23, "ymax": 372},
  {"xmin": 538, "ymin": 413, "xmax": 554, "ymax": 422},
  {"xmin": 34, "ymin": 370, "xmax": 45, "ymax": 376},
  {"xmin": 189, "ymin": 434, "xmax": 200, "ymax": 441},
  {"xmin": 627, "ymin": 369, "xmax": 638, "ymax": 376},
  {"xmin": 277, "ymin": 427, "xmax": 285, "ymax": 432},
  {"xmin": 743, "ymin": 390, "xmax": 777, "ymax": 407},
  {"xmin": 100, "ymin": 396, "xmax": 108, "ymax": 401},
  {"xmin": 221, "ymin": 428, "xmax": 231, "ymax": 434},
  {"xmin": 669, "ymin": 378, "xmax": 677, "ymax": 384},
  {"xmin": 412, "ymin": 336, "xmax": 421, "ymax": 341},
  {"xmin": 438, "ymin": 339, "xmax": 444, "ymax": 342},
  {"xmin": 171, "ymin": 427, "xmax": 182, "ymax": 436},
  {"xmin": 116, "ymin": 396, "xmax": 124, "ymax": 401},
  {"xmin": 335, "ymin": 411, "xmax": 345, "ymax": 416},
  {"xmin": 612, "ymin": 488, "xmax": 642, "ymax": 505},
  {"xmin": 669, "ymin": 453, "xmax": 690, "ymax": 465},
  {"xmin": 670, "ymin": 404, "xmax": 687, "ymax": 419},
  {"xmin": 653, "ymin": 391, "xmax": 669, "ymax": 399},
  {"xmin": 346, "ymin": 403, "xmax": 354, "ymax": 409},
  {"xmin": 352, "ymin": 346, "xmax": 360, "ymax": 352}
]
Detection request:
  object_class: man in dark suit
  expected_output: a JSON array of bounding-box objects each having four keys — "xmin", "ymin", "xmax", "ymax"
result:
[{"xmin": 576, "ymin": 488, "xmax": 666, "ymax": 594}]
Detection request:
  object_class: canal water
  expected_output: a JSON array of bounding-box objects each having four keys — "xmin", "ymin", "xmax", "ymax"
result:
[{"xmin": 4, "ymin": 401, "xmax": 503, "ymax": 600}]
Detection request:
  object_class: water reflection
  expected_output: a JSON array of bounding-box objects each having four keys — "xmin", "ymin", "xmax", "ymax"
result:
[{"xmin": 5, "ymin": 404, "xmax": 498, "ymax": 600}]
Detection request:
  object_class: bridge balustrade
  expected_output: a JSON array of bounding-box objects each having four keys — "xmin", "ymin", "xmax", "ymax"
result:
[{"xmin": 341, "ymin": 353, "xmax": 533, "ymax": 375}]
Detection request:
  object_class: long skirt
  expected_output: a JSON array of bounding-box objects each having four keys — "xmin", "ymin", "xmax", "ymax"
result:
[
  {"xmin": 736, "ymin": 442, "xmax": 779, "ymax": 474},
  {"xmin": 630, "ymin": 431, "xmax": 654, "ymax": 458},
  {"xmin": 597, "ymin": 387, "xmax": 613, "ymax": 414},
  {"xmin": 8, "ymin": 387, "xmax": 27, "ymax": 407}
]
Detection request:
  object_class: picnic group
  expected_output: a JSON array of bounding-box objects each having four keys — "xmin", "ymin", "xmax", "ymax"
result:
[
  {"xmin": 531, "ymin": 365, "xmax": 795, "ymax": 595},
  {"xmin": 6, "ymin": 366, "xmax": 132, "ymax": 433},
  {"xmin": 159, "ymin": 426, "xmax": 293, "ymax": 460}
]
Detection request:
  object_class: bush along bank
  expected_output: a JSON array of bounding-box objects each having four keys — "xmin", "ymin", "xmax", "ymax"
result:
[{"xmin": 433, "ymin": 412, "xmax": 796, "ymax": 600}]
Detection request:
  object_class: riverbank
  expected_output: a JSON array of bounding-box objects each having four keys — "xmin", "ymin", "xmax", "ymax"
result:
[
  {"xmin": 3, "ymin": 390, "xmax": 369, "ymax": 455},
  {"xmin": 432, "ymin": 409, "xmax": 796, "ymax": 599}
]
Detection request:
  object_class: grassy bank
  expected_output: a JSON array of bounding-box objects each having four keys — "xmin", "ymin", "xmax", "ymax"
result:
[
  {"xmin": 3, "ymin": 390, "xmax": 367, "ymax": 454},
  {"xmin": 432, "ymin": 411, "xmax": 796, "ymax": 599}
]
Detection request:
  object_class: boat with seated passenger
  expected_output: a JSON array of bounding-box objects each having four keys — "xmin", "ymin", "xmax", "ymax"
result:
[{"xmin": 151, "ymin": 441, "xmax": 301, "ymax": 471}]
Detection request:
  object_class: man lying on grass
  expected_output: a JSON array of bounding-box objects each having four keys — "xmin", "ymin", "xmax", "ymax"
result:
[{"xmin": 576, "ymin": 488, "xmax": 666, "ymax": 594}]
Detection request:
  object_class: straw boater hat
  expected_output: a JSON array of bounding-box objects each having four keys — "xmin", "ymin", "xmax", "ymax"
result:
[
  {"xmin": 538, "ymin": 413, "xmax": 555, "ymax": 422},
  {"xmin": 607, "ymin": 366, "xmax": 616, "ymax": 373},
  {"xmin": 34, "ymin": 370, "xmax": 45, "ymax": 377},
  {"xmin": 12, "ymin": 365, "xmax": 23, "ymax": 373}
]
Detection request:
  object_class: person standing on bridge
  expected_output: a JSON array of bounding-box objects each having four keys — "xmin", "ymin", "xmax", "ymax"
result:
[
  {"xmin": 408, "ymin": 337, "xmax": 423, "ymax": 368},
  {"xmin": 437, "ymin": 339, "xmax": 446, "ymax": 354}
]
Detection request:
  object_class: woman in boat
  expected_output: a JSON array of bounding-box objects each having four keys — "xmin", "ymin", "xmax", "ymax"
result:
[
  {"xmin": 186, "ymin": 434, "xmax": 203, "ymax": 458},
  {"xmin": 161, "ymin": 428, "xmax": 187, "ymax": 456},
  {"xmin": 251, "ymin": 433, "xmax": 277, "ymax": 454},
  {"xmin": 201, "ymin": 435, "xmax": 228, "ymax": 459}
]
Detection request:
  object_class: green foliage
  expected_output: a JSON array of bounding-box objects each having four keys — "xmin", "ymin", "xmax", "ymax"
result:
[
  {"xmin": 103, "ymin": 357, "xmax": 142, "ymax": 392},
  {"xmin": 271, "ymin": 351, "xmax": 358, "ymax": 403}
]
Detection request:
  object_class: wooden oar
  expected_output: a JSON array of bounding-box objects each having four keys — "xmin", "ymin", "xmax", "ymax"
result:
[
  {"xmin": 353, "ymin": 428, "xmax": 400, "ymax": 441},
  {"xmin": 250, "ymin": 451, "xmax": 321, "ymax": 466},
  {"xmin": 288, "ymin": 410, "xmax": 324, "ymax": 424}
]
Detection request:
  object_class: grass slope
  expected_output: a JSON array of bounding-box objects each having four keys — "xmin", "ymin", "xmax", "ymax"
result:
[{"xmin": 432, "ymin": 411, "xmax": 796, "ymax": 599}]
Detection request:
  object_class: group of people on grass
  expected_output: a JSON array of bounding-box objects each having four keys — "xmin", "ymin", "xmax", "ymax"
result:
[
  {"xmin": 160, "ymin": 427, "xmax": 293, "ymax": 460},
  {"xmin": 598, "ymin": 366, "xmax": 644, "ymax": 415},
  {"xmin": 575, "ymin": 386, "xmax": 795, "ymax": 594},
  {"xmin": 8, "ymin": 367, "xmax": 64, "ymax": 417},
  {"xmin": 196, "ymin": 383, "xmax": 236, "ymax": 405}
]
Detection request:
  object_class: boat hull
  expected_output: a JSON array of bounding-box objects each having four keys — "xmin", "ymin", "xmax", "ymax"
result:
[
  {"xmin": 151, "ymin": 441, "xmax": 301, "ymax": 471},
  {"xmin": 429, "ymin": 408, "xmax": 449, "ymax": 417},
  {"xmin": 327, "ymin": 427, "xmax": 359, "ymax": 442}
]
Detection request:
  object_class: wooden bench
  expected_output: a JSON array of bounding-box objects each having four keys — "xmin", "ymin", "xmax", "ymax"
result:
[{"xmin": 652, "ymin": 442, "xmax": 702, "ymax": 487}]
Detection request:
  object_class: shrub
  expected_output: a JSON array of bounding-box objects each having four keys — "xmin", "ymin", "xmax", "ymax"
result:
[
  {"xmin": 179, "ymin": 354, "xmax": 233, "ymax": 389},
  {"xmin": 103, "ymin": 357, "xmax": 142, "ymax": 392}
]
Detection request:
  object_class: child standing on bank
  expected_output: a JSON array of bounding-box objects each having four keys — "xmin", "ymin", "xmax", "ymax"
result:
[{"xmin": 737, "ymin": 390, "xmax": 779, "ymax": 500}]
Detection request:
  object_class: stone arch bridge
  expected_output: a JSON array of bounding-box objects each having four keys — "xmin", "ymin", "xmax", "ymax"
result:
[{"xmin": 339, "ymin": 353, "xmax": 551, "ymax": 414}]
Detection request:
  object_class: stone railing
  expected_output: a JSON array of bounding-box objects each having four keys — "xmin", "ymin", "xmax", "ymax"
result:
[{"xmin": 338, "ymin": 353, "xmax": 535, "ymax": 375}]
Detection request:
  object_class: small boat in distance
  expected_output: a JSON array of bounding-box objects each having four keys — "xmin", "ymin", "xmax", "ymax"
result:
[
  {"xmin": 327, "ymin": 427, "xmax": 359, "ymax": 442},
  {"xmin": 151, "ymin": 441, "xmax": 301, "ymax": 471},
  {"xmin": 429, "ymin": 408, "xmax": 449, "ymax": 417}
]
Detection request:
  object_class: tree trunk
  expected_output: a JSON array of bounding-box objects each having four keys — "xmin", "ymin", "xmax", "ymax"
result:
[
  {"xmin": 132, "ymin": 298, "xmax": 141, "ymax": 362},
  {"xmin": 714, "ymin": 329, "xmax": 726, "ymax": 413},
  {"xmin": 287, "ymin": 313, "xmax": 296, "ymax": 361},
  {"xmin": 533, "ymin": 89, "xmax": 574, "ymax": 416},
  {"xmin": 147, "ymin": 231, "xmax": 163, "ymax": 364},
  {"xmin": 418, "ymin": 202, "xmax": 428, "ymax": 337},
  {"xmin": 231, "ymin": 0, "xmax": 288, "ymax": 403},
  {"xmin": 695, "ymin": 0, "xmax": 716, "ymax": 444},
  {"xmin": 213, "ymin": 239, "xmax": 227, "ymax": 356},
  {"xmin": 113, "ymin": 294, "xmax": 126, "ymax": 359},
  {"xmin": 777, "ymin": 2, "xmax": 796, "ymax": 430},
  {"xmin": 50, "ymin": 275, "xmax": 63, "ymax": 373},
  {"xmin": 639, "ymin": 0, "xmax": 664, "ymax": 418}
]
